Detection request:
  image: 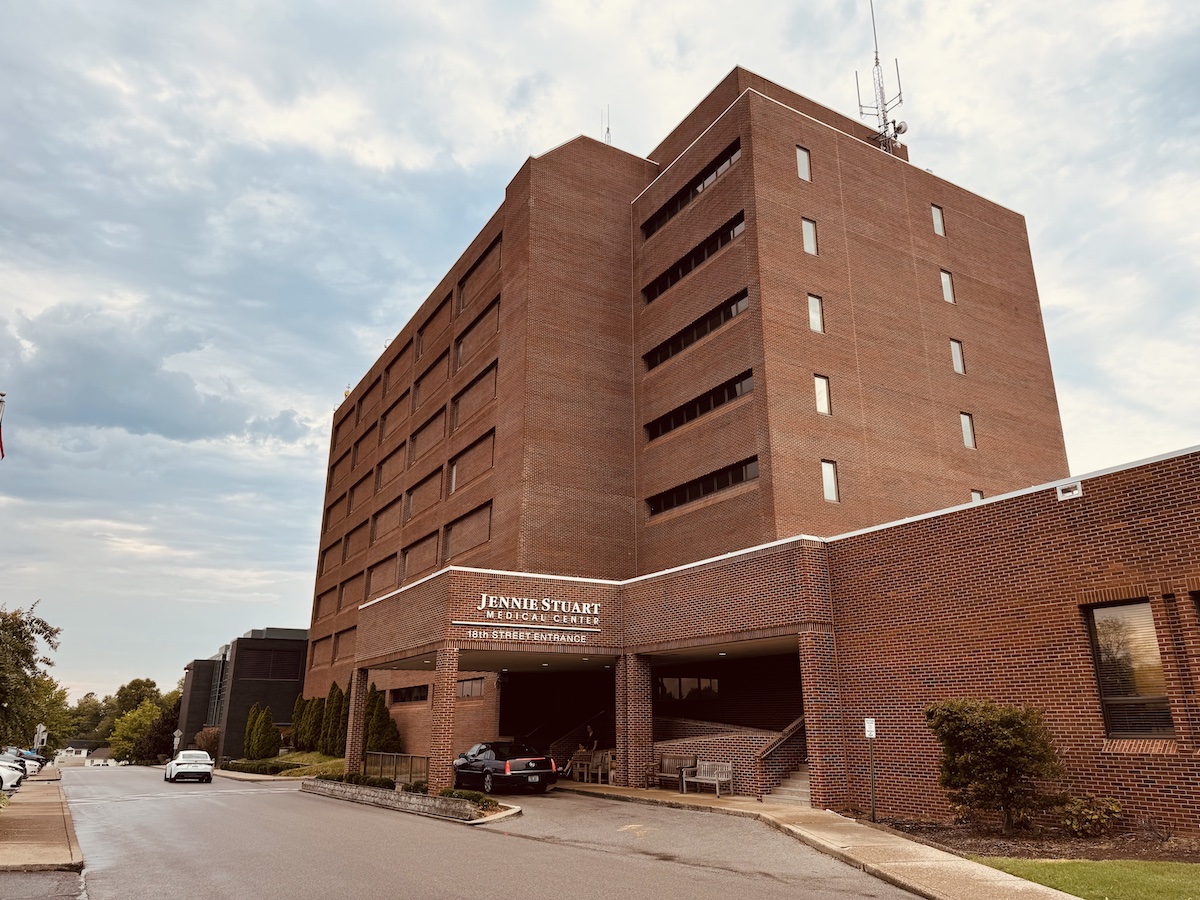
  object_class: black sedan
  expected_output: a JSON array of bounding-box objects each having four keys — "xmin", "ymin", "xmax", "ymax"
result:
[{"xmin": 452, "ymin": 742, "xmax": 558, "ymax": 794}]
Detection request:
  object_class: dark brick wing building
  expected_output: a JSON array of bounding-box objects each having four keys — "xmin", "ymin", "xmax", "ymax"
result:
[{"xmin": 306, "ymin": 68, "xmax": 1199, "ymax": 832}]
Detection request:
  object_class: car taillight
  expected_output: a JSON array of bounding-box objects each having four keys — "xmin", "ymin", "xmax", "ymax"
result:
[
  {"xmin": 551, "ymin": 758, "xmax": 557, "ymax": 772},
  {"xmin": 504, "ymin": 761, "xmax": 511, "ymax": 775}
]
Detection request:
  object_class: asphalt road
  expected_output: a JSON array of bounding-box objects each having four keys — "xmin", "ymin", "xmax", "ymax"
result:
[{"xmin": 2, "ymin": 768, "xmax": 918, "ymax": 900}]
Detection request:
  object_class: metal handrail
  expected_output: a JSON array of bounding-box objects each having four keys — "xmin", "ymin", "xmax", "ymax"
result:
[{"xmin": 756, "ymin": 715, "xmax": 806, "ymax": 762}]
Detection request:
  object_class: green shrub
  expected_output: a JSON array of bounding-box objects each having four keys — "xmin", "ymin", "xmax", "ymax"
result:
[
  {"xmin": 222, "ymin": 759, "xmax": 304, "ymax": 775},
  {"xmin": 400, "ymin": 781, "xmax": 428, "ymax": 794},
  {"xmin": 925, "ymin": 698, "xmax": 1064, "ymax": 836},
  {"xmin": 316, "ymin": 773, "xmax": 395, "ymax": 789},
  {"xmin": 245, "ymin": 704, "xmax": 263, "ymax": 758},
  {"xmin": 1062, "ymin": 795, "xmax": 1122, "ymax": 837},
  {"xmin": 439, "ymin": 788, "xmax": 501, "ymax": 813}
]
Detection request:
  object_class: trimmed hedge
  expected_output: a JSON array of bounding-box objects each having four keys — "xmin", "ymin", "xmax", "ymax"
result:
[
  {"xmin": 316, "ymin": 773, "xmax": 396, "ymax": 790},
  {"xmin": 223, "ymin": 759, "xmax": 305, "ymax": 775},
  {"xmin": 439, "ymin": 788, "xmax": 501, "ymax": 813}
]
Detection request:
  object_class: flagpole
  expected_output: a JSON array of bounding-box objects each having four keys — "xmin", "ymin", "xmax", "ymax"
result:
[{"xmin": 0, "ymin": 391, "xmax": 6, "ymax": 460}]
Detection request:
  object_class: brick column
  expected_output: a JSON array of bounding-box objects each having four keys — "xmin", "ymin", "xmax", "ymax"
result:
[
  {"xmin": 615, "ymin": 653, "xmax": 653, "ymax": 787},
  {"xmin": 797, "ymin": 540, "xmax": 849, "ymax": 810},
  {"xmin": 344, "ymin": 667, "xmax": 370, "ymax": 776},
  {"xmin": 428, "ymin": 647, "xmax": 460, "ymax": 792}
]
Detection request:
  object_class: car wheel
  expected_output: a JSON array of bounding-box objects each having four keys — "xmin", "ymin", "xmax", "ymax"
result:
[
  {"xmin": 167, "ymin": 775, "xmax": 175, "ymax": 783},
  {"xmin": 535, "ymin": 783, "xmax": 550, "ymax": 794},
  {"xmin": 163, "ymin": 772, "xmax": 168, "ymax": 782},
  {"xmin": 483, "ymin": 772, "xmax": 494, "ymax": 794},
  {"xmin": 452, "ymin": 770, "xmax": 460, "ymax": 790},
  {"xmin": 205, "ymin": 775, "xmax": 212, "ymax": 783}
]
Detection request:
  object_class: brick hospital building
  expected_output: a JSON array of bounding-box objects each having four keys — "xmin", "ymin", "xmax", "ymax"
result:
[{"xmin": 306, "ymin": 68, "xmax": 1200, "ymax": 831}]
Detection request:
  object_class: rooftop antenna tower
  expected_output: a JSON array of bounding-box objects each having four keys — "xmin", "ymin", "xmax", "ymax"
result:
[
  {"xmin": 855, "ymin": 0, "xmax": 907, "ymax": 154},
  {"xmin": 602, "ymin": 105, "xmax": 612, "ymax": 145}
]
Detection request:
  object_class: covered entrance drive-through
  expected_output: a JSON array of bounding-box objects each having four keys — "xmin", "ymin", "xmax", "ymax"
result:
[
  {"xmin": 625, "ymin": 635, "xmax": 809, "ymax": 801},
  {"xmin": 346, "ymin": 550, "xmax": 838, "ymax": 801}
]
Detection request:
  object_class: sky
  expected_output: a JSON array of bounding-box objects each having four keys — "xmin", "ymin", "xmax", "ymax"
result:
[{"xmin": 1, "ymin": 0, "xmax": 1198, "ymax": 704}]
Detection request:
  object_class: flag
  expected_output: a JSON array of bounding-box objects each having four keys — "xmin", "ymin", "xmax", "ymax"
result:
[{"xmin": 0, "ymin": 393, "xmax": 6, "ymax": 460}]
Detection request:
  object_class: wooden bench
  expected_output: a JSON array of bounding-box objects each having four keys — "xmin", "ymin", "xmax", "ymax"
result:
[
  {"xmin": 645, "ymin": 753, "xmax": 697, "ymax": 792},
  {"xmin": 682, "ymin": 760, "xmax": 733, "ymax": 798},
  {"xmin": 587, "ymin": 749, "xmax": 612, "ymax": 784},
  {"xmin": 569, "ymin": 750, "xmax": 593, "ymax": 782}
]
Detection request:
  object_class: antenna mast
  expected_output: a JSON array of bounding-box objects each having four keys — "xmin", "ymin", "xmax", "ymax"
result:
[{"xmin": 855, "ymin": 0, "xmax": 907, "ymax": 153}]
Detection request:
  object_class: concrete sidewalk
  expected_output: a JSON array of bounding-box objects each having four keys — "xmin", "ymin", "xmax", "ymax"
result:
[
  {"xmin": 557, "ymin": 781, "xmax": 1076, "ymax": 900},
  {"xmin": 0, "ymin": 766, "xmax": 83, "ymax": 872}
]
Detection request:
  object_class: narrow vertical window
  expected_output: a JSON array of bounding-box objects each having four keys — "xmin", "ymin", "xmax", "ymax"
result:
[
  {"xmin": 821, "ymin": 460, "xmax": 840, "ymax": 502},
  {"xmin": 796, "ymin": 145, "xmax": 812, "ymax": 182},
  {"xmin": 941, "ymin": 270, "xmax": 956, "ymax": 303},
  {"xmin": 802, "ymin": 218, "xmax": 818, "ymax": 255},
  {"xmin": 808, "ymin": 294, "xmax": 825, "ymax": 333},
  {"xmin": 950, "ymin": 339, "xmax": 965, "ymax": 374},
  {"xmin": 814, "ymin": 375, "xmax": 831, "ymax": 415},
  {"xmin": 1087, "ymin": 602, "xmax": 1175, "ymax": 737},
  {"xmin": 932, "ymin": 204, "xmax": 945, "ymax": 236},
  {"xmin": 960, "ymin": 412, "xmax": 976, "ymax": 449},
  {"xmin": 970, "ymin": 489, "xmax": 984, "ymax": 502}
]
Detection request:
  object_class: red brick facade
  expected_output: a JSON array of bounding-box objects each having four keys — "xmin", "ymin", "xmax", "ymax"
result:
[{"xmin": 297, "ymin": 69, "xmax": 1200, "ymax": 831}]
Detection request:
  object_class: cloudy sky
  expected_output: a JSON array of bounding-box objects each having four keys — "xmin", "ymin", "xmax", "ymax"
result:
[{"xmin": 2, "ymin": 0, "xmax": 1197, "ymax": 703}]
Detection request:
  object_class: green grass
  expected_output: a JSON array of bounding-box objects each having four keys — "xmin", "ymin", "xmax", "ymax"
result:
[
  {"xmin": 972, "ymin": 855, "xmax": 1200, "ymax": 900},
  {"xmin": 265, "ymin": 751, "xmax": 344, "ymax": 779}
]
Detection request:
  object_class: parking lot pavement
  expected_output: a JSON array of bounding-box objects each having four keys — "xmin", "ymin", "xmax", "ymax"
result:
[{"xmin": 555, "ymin": 782, "xmax": 1077, "ymax": 900}]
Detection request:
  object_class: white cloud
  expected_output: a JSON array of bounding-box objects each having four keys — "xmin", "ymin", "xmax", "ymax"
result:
[{"xmin": 1, "ymin": 0, "xmax": 1198, "ymax": 699}]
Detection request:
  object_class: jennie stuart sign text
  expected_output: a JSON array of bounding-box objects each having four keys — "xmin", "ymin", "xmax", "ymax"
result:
[{"xmin": 451, "ymin": 592, "xmax": 602, "ymax": 644}]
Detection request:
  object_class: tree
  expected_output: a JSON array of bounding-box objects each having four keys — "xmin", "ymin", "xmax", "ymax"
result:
[
  {"xmin": 0, "ymin": 604, "xmax": 61, "ymax": 745},
  {"xmin": 68, "ymin": 692, "xmax": 107, "ymax": 740},
  {"xmin": 299, "ymin": 697, "xmax": 324, "ymax": 752},
  {"xmin": 255, "ymin": 706, "xmax": 280, "ymax": 759},
  {"xmin": 925, "ymin": 698, "xmax": 1065, "ymax": 835},
  {"xmin": 109, "ymin": 699, "xmax": 165, "ymax": 762},
  {"xmin": 132, "ymin": 695, "xmax": 180, "ymax": 763},
  {"xmin": 113, "ymin": 679, "xmax": 162, "ymax": 718},
  {"xmin": 245, "ymin": 704, "xmax": 263, "ymax": 759},
  {"xmin": 194, "ymin": 727, "xmax": 220, "ymax": 758},
  {"xmin": 365, "ymin": 684, "xmax": 402, "ymax": 754},
  {"xmin": 319, "ymin": 683, "xmax": 343, "ymax": 756},
  {"xmin": 290, "ymin": 693, "xmax": 306, "ymax": 748}
]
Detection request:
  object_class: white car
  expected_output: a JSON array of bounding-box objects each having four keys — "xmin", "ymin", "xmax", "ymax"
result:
[
  {"xmin": 0, "ymin": 761, "xmax": 23, "ymax": 791},
  {"xmin": 164, "ymin": 750, "xmax": 214, "ymax": 783}
]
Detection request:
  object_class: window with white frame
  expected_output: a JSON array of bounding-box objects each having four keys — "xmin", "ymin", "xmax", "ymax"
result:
[
  {"xmin": 802, "ymin": 218, "xmax": 818, "ymax": 255},
  {"xmin": 960, "ymin": 412, "xmax": 976, "ymax": 449},
  {"xmin": 808, "ymin": 294, "xmax": 825, "ymax": 333},
  {"xmin": 814, "ymin": 375, "xmax": 831, "ymax": 415},
  {"xmin": 950, "ymin": 339, "xmax": 965, "ymax": 374},
  {"xmin": 821, "ymin": 459, "xmax": 839, "ymax": 502},
  {"xmin": 941, "ymin": 270, "xmax": 956, "ymax": 303},
  {"xmin": 796, "ymin": 145, "xmax": 812, "ymax": 181},
  {"xmin": 932, "ymin": 204, "xmax": 945, "ymax": 236}
]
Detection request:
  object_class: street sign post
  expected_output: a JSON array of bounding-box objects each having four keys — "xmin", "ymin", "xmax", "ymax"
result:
[
  {"xmin": 172, "ymin": 729, "xmax": 183, "ymax": 753},
  {"xmin": 864, "ymin": 718, "xmax": 877, "ymax": 823}
]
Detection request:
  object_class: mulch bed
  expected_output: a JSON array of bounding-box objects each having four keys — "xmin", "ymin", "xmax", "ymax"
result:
[{"xmin": 879, "ymin": 820, "xmax": 1200, "ymax": 864}]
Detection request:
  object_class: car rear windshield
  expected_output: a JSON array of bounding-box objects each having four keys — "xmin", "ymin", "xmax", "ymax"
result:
[
  {"xmin": 492, "ymin": 743, "xmax": 541, "ymax": 759},
  {"xmin": 180, "ymin": 752, "xmax": 211, "ymax": 761}
]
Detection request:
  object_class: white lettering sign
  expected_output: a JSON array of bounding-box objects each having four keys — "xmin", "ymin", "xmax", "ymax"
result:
[{"xmin": 452, "ymin": 592, "xmax": 604, "ymax": 644}]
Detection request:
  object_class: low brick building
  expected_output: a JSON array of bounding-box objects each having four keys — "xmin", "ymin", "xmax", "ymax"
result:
[{"xmin": 306, "ymin": 68, "xmax": 1199, "ymax": 831}]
